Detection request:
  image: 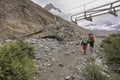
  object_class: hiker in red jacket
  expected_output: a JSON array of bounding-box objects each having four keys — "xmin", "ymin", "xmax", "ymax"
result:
[{"xmin": 81, "ymin": 36, "xmax": 89, "ymax": 55}]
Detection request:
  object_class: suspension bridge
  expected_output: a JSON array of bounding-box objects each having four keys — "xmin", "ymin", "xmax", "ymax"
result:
[{"xmin": 71, "ymin": 0, "xmax": 120, "ymax": 23}]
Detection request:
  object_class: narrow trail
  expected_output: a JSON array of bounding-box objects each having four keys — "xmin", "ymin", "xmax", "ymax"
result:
[{"xmin": 26, "ymin": 37, "xmax": 103, "ymax": 80}]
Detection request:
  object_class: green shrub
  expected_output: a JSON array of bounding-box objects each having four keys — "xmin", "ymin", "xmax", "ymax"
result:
[
  {"xmin": 0, "ymin": 39, "xmax": 35, "ymax": 80},
  {"xmin": 83, "ymin": 63, "xmax": 109, "ymax": 80},
  {"xmin": 102, "ymin": 33, "xmax": 120, "ymax": 67}
]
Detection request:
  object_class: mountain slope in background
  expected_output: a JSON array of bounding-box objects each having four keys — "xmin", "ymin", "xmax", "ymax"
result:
[
  {"xmin": 0, "ymin": 0, "xmax": 82, "ymax": 41},
  {"xmin": 44, "ymin": 3, "xmax": 68, "ymax": 19},
  {"xmin": 84, "ymin": 21, "xmax": 120, "ymax": 31},
  {"xmin": 44, "ymin": 3, "xmax": 62, "ymax": 13}
]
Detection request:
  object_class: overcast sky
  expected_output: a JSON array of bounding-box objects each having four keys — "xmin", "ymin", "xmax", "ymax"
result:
[
  {"xmin": 31, "ymin": 0, "xmax": 120, "ymax": 31},
  {"xmin": 32, "ymin": 0, "xmax": 117, "ymax": 13}
]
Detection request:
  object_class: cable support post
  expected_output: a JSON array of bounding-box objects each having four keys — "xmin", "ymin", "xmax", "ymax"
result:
[
  {"xmin": 109, "ymin": 3, "xmax": 118, "ymax": 16},
  {"xmin": 84, "ymin": 11, "xmax": 92, "ymax": 22}
]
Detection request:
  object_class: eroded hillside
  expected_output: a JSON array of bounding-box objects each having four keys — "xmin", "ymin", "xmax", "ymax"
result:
[{"xmin": 0, "ymin": 0, "xmax": 81, "ymax": 41}]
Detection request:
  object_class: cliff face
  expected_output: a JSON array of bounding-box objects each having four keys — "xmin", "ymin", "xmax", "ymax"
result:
[{"xmin": 0, "ymin": 0, "xmax": 81, "ymax": 41}]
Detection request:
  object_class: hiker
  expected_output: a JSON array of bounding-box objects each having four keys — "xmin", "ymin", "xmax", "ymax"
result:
[
  {"xmin": 88, "ymin": 33, "xmax": 96, "ymax": 52},
  {"xmin": 81, "ymin": 36, "xmax": 89, "ymax": 55}
]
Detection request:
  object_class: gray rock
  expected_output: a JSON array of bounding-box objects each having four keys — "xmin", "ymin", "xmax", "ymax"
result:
[
  {"xmin": 36, "ymin": 56, "xmax": 41, "ymax": 60},
  {"xmin": 65, "ymin": 52, "xmax": 70, "ymax": 55},
  {"xmin": 43, "ymin": 63, "xmax": 52, "ymax": 67},
  {"xmin": 65, "ymin": 76, "xmax": 71, "ymax": 80},
  {"xmin": 58, "ymin": 63, "xmax": 64, "ymax": 67},
  {"xmin": 35, "ymin": 70, "xmax": 41, "ymax": 74},
  {"xmin": 65, "ymin": 76, "xmax": 75, "ymax": 80},
  {"xmin": 47, "ymin": 63, "xmax": 52, "ymax": 67},
  {"xmin": 51, "ymin": 57, "xmax": 55, "ymax": 60}
]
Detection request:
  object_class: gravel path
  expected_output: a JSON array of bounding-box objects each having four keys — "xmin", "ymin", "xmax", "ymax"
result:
[{"xmin": 26, "ymin": 37, "xmax": 103, "ymax": 80}]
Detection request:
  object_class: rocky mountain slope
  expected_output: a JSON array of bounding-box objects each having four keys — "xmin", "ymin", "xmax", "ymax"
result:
[
  {"xmin": 0, "ymin": 0, "xmax": 53, "ymax": 37},
  {"xmin": 0, "ymin": 0, "xmax": 82, "ymax": 41}
]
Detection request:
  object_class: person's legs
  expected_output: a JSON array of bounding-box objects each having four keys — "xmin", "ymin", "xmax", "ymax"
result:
[
  {"xmin": 90, "ymin": 41, "xmax": 94, "ymax": 48},
  {"xmin": 89, "ymin": 42, "xmax": 94, "ymax": 54},
  {"xmin": 83, "ymin": 45, "xmax": 87, "ymax": 55}
]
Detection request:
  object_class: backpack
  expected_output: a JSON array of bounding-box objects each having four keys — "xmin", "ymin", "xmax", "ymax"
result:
[
  {"xmin": 82, "ymin": 38, "xmax": 88, "ymax": 44},
  {"xmin": 93, "ymin": 34, "xmax": 96, "ymax": 42},
  {"xmin": 89, "ymin": 34, "xmax": 96, "ymax": 42}
]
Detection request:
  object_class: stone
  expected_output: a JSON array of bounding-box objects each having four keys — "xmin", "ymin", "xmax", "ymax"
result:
[
  {"xmin": 65, "ymin": 76, "xmax": 75, "ymax": 80},
  {"xmin": 51, "ymin": 58, "xmax": 55, "ymax": 61},
  {"xmin": 71, "ymin": 51, "xmax": 76, "ymax": 54},
  {"xmin": 35, "ymin": 70, "xmax": 41, "ymax": 74},
  {"xmin": 45, "ymin": 46, "xmax": 49, "ymax": 49},
  {"xmin": 65, "ymin": 52, "xmax": 70, "ymax": 56},
  {"xmin": 43, "ymin": 63, "xmax": 47, "ymax": 67},
  {"xmin": 47, "ymin": 64, "xmax": 52, "ymax": 67},
  {"xmin": 65, "ymin": 76, "xmax": 71, "ymax": 80},
  {"xmin": 36, "ymin": 56, "xmax": 41, "ymax": 60},
  {"xmin": 43, "ymin": 63, "xmax": 52, "ymax": 67},
  {"xmin": 5, "ymin": 39, "xmax": 12, "ymax": 42},
  {"xmin": 45, "ymin": 59, "xmax": 49, "ymax": 61},
  {"xmin": 35, "ymin": 65, "xmax": 40, "ymax": 68},
  {"xmin": 40, "ymin": 44, "xmax": 44, "ymax": 47},
  {"xmin": 51, "ymin": 70, "xmax": 54, "ymax": 73},
  {"xmin": 44, "ymin": 55, "xmax": 48, "ymax": 57},
  {"xmin": 70, "ymin": 42, "xmax": 74, "ymax": 45},
  {"xmin": 58, "ymin": 63, "xmax": 64, "ymax": 67}
]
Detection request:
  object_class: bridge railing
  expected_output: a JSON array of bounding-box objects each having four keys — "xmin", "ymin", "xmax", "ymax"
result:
[{"xmin": 71, "ymin": 0, "xmax": 120, "ymax": 23}]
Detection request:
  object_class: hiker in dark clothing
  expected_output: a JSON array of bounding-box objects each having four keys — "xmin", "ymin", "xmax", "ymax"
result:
[
  {"xmin": 81, "ymin": 36, "xmax": 89, "ymax": 55},
  {"xmin": 88, "ymin": 33, "xmax": 96, "ymax": 52}
]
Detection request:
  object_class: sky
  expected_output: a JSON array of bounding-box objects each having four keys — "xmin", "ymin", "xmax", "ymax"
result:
[
  {"xmin": 32, "ymin": 0, "xmax": 117, "ymax": 13},
  {"xmin": 31, "ymin": 0, "xmax": 120, "ymax": 31}
]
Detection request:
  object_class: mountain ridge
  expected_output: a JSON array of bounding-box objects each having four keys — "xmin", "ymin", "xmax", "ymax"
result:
[{"xmin": 44, "ymin": 3, "xmax": 62, "ymax": 13}]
